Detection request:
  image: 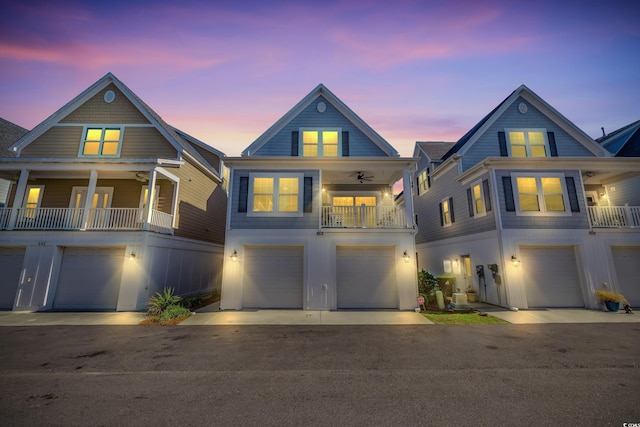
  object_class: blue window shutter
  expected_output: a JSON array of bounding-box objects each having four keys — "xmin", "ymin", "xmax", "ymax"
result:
[
  {"xmin": 565, "ymin": 176, "xmax": 580, "ymax": 212},
  {"xmin": 467, "ymin": 188, "xmax": 474, "ymax": 217},
  {"xmin": 342, "ymin": 131, "xmax": 349, "ymax": 156},
  {"xmin": 291, "ymin": 131, "xmax": 299, "ymax": 156},
  {"xmin": 439, "ymin": 202, "xmax": 444, "ymax": 226},
  {"xmin": 238, "ymin": 177, "xmax": 249, "ymax": 212},
  {"xmin": 483, "ymin": 179, "xmax": 492, "ymax": 211},
  {"xmin": 503, "ymin": 176, "xmax": 515, "ymax": 212},
  {"xmin": 449, "ymin": 197, "xmax": 455, "ymax": 223},
  {"xmin": 304, "ymin": 177, "xmax": 313, "ymax": 213},
  {"xmin": 498, "ymin": 132, "xmax": 508, "ymax": 156},
  {"xmin": 548, "ymin": 132, "xmax": 558, "ymax": 157}
]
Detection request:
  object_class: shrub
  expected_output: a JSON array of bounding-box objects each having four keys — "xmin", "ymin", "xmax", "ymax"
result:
[
  {"xmin": 158, "ymin": 304, "xmax": 191, "ymax": 322},
  {"xmin": 417, "ymin": 269, "xmax": 439, "ymax": 297},
  {"xmin": 595, "ymin": 289, "xmax": 627, "ymax": 303},
  {"xmin": 179, "ymin": 294, "xmax": 204, "ymax": 309},
  {"xmin": 148, "ymin": 287, "xmax": 181, "ymax": 316}
]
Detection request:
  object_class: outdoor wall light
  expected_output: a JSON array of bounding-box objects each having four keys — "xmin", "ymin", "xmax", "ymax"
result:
[
  {"xmin": 403, "ymin": 251, "xmax": 410, "ymax": 263},
  {"xmin": 128, "ymin": 252, "xmax": 136, "ymax": 261},
  {"xmin": 230, "ymin": 250, "xmax": 238, "ymax": 262},
  {"xmin": 511, "ymin": 255, "xmax": 521, "ymax": 267}
]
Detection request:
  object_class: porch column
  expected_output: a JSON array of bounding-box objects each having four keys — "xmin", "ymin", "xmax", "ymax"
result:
[
  {"xmin": 81, "ymin": 170, "xmax": 98, "ymax": 229},
  {"xmin": 143, "ymin": 168, "xmax": 157, "ymax": 230},
  {"xmin": 402, "ymin": 167, "xmax": 415, "ymax": 228},
  {"xmin": 7, "ymin": 169, "xmax": 29, "ymax": 230}
]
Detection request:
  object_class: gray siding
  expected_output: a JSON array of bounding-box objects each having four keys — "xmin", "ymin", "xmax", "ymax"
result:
[
  {"xmin": 607, "ymin": 177, "xmax": 640, "ymax": 206},
  {"xmin": 414, "ymin": 164, "xmax": 497, "ymax": 244},
  {"xmin": 496, "ymin": 169, "xmax": 590, "ymax": 230},
  {"xmin": 230, "ymin": 170, "xmax": 320, "ymax": 229},
  {"xmin": 252, "ymin": 96, "xmax": 387, "ymax": 157},
  {"xmin": 462, "ymin": 97, "xmax": 597, "ymax": 171}
]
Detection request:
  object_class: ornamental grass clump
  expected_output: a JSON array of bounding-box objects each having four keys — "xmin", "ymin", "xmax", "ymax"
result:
[
  {"xmin": 143, "ymin": 287, "xmax": 192, "ymax": 325},
  {"xmin": 595, "ymin": 289, "xmax": 628, "ymax": 303}
]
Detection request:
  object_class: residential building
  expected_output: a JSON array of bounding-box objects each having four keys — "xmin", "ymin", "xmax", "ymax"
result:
[
  {"xmin": 0, "ymin": 73, "xmax": 227, "ymax": 311},
  {"xmin": 220, "ymin": 84, "xmax": 418, "ymax": 310},
  {"xmin": 412, "ymin": 85, "xmax": 640, "ymax": 309}
]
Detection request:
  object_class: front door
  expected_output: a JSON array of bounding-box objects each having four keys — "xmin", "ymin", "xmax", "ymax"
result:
[{"xmin": 70, "ymin": 187, "xmax": 113, "ymax": 228}]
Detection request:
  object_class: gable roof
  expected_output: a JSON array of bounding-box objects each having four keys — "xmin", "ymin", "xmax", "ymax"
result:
[
  {"xmin": 9, "ymin": 72, "xmax": 223, "ymax": 177},
  {"xmin": 414, "ymin": 141, "xmax": 456, "ymax": 161},
  {"xmin": 0, "ymin": 118, "xmax": 28, "ymax": 158},
  {"xmin": 597, "ymin": 119, "xmax": 640, "ymax": 157},
  {"xmin": 242, "ymin": 84, "xmax": 399, "ymax": 157},
  {"xmin": 441, "ymin": 84, "xmax": 609, "ymax": 161}
]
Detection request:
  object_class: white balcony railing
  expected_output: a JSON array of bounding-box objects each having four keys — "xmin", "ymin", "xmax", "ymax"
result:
[
  {"xmin": 588, "ymin": 205, "xmax": 640, "ymax": 228},
  {"xmin": 321, "ymin": 206, "xmax": 407, "ymax": 229},
  {"xmin": 0, "ymin": 207, "xmax": 173, "ymax": 234}
]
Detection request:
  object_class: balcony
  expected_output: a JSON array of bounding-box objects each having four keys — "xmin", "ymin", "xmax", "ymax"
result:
[
  {"xmin": 588, "ymin": 205, "xmax": 640, "ymax": 228},
  {"xmin": 0, "ymin": 207, "xmax": 173, "ymax": 234},
  {"xmin": 321, "ymin": 206, "xmax": 407, "ymax": 229}
]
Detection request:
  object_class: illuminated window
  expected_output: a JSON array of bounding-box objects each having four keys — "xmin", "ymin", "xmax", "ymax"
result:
[
  {"xmin": 300, "ymin": 129, "xmax": 341, "ymax": 157},
  {"xmin": 24, "ymin": 185, "xmax": 44, "ymax": 218},
  {"xmin": 440, "ymin": 197, "xmax": 453, "ymax": 227},
  {"xmin": 472, "ymin": 181, "xmax": 485, "ymax": 216},
  {"xmin": 417, "ymin": 169, "xmax": 429, "ymax": 195},
  {"xmin": 248, "ymin": 173, "xmax": 303, "ymax": 216},
  {"xmin": 513, "ymin": 174, "xmax": 568, "ymax": 214},
  {"xmin": 80, "ymin": 127, "xmax": 122, "ymax": 157},
  {"xmin": 507, "ymin": 129, "xmax": 548, "ymax": 157}
]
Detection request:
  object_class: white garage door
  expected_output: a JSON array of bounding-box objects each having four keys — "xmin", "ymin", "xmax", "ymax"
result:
[
  {"xmin": 337, "ymin": 246, "xmax": 397, "ymax": 309},
  {"xmin": 612, "ymin": 246, "xmax": 640, "ymax": 308},
  {"xmin": 0, "ymin": 247, "xmax": 25, "ymax": 309},
  {"xmin": 53, "ymin": 247, "xmax": 125, "ymax": 311},
  {"xmin": 520, "ymin": 246, "xmax": 584, "ymax": 308},
  {"xmin": 242, "ymin": 246, "xmax": 303, "ymax": 308}
]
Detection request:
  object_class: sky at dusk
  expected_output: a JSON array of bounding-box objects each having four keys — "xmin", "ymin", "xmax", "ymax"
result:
[{"xmin": 1, "ymin": 0, "xmax": 638, "ymax": 157}]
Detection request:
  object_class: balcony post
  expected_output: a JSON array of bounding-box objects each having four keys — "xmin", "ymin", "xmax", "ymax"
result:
[
  {"xmin": 80, "ymin": 170, "xmax": 98, "ymax": 229},
  {"xmin": 7, "ymin": 169, "xmax": 29, "ymax": 230},
  {"xmin": 402, "ymin": 167, "xmax": 414, "ymax": 228},
  {"xmin": 143, "ymin": 169, "xmax": 157, "ymax": 230}
]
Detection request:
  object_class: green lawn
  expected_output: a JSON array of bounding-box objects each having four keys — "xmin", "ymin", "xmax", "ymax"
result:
[{"xmin": 422, "ymin": 311, "xmax": 510, "ymax": 325}]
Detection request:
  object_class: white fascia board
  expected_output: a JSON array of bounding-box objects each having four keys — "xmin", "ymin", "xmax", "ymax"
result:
[
  {"xmin": 519, "ymin": 90, "xmax": 609, "ymax": 157},
  {"xmin": 457, "ymin": 157, "xmax": 640, "ymax": 184},
  {"xmin": 430, "ymin": 155, "xmax": 460, "ymax": 181},
  {"xmin": 0, "ymin": 158, "xmax": 182, "ymax": 172},
  {"xmin": 223, "ymin": 156, "xmax": 418, "ymax": 170}
]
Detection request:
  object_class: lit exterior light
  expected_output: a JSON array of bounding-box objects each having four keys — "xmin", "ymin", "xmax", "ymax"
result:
[
  {"xmin": 403, "ymin": 251, "xmax": 410, "ymax": 263},
  {"xmin": 511, "ymin": 255, "xmax": 520, "ymax": 267},
  {"xmin": 128, "ymin": 252, "xmax": 136, "ymax": 261},
  {"xmin": 230, "ymin": 250, "xmax": 238, "ymax": 262}
]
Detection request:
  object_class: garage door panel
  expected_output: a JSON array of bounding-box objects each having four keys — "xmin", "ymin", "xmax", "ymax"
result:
[
  {"xmin": 337, "ymin": 247, "xmax": 397, "ymax": 309},
  {"xmin": 521, "ymin": 246, "xmax": 584, "ymax": 308},
  {"xmin": 612, "ymin": 247, "xmax": 640, "ymax": 308},
  {"xmin": 54, "ymin": 247, "xmax": 124, "ymax": 311},
  {"xmin": 243, "ymin": 246, "xmax": 303, "ymax": 309},
  {"xmin": 0, "ymin": 248, "xmax": 25, "ymax": 309}
]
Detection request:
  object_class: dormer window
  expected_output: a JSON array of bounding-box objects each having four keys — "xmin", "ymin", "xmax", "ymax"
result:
[
  {"xmin": 80, "ymin": 127, "xmax": 123, "ymax": 157},
  {"xmin": 300, "ymin": 128, "xmax": 341, "ymax": 157}
]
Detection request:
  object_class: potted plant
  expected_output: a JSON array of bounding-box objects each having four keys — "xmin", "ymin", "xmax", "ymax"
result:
[
  {"xmin": 465, "ymin": 285, "xmax": 477, "ymax": 303},
  {"xmin": 595, "ymin": 289, "xmax": 628, "ymax": 312}
]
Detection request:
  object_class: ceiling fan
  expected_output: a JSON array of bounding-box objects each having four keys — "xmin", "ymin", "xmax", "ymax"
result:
[
  {"xmin": 135, "ymin": 172, "xmax": 148, "ymax": 182},
  {"xmin": 351, "ymin": 171, "xmax": 374, "ymax": 183}
]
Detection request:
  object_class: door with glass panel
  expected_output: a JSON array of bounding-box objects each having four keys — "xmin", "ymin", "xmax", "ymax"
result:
[
  {"xmin": 332, "ymin": 196, "xmax": 377, "ymax": 227},
  {"xmin": 69, "ymin": 187, "xmax": 113, "ymax": 228}
]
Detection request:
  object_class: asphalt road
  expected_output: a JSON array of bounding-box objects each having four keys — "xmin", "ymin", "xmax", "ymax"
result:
[{"xmin": 1, "ymin": 324, "xmax": 639, "ymax": 426}]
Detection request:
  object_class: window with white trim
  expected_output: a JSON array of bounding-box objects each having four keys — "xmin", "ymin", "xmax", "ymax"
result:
[
  {"xmin": 79, "ymin": 127, "xmax": 123, "ymax": 157},
  {"xmin": 300, "ymin": 129, "xmax": 341, "ymax": 157},
  {"xmin": 440, "ymin": 197, "xmax": 453, "ymax": 227},
  {"xmin": 512, "ymin": 173, "xmax": 569, "ymax": 215},
  {"xmin": 471, "ymin": 180, "xmax": 486, "ymax": 217},
  {"xmin": 506, "ymin": 129, "xmax": 548, "ymax": 157},
  {"xmin": 417, "ymin": 169, "xmax": 429, "ymax": 195},
  {"xmin": 248, "ymin": 173, "xmax": 303, "ymax": 216}
]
